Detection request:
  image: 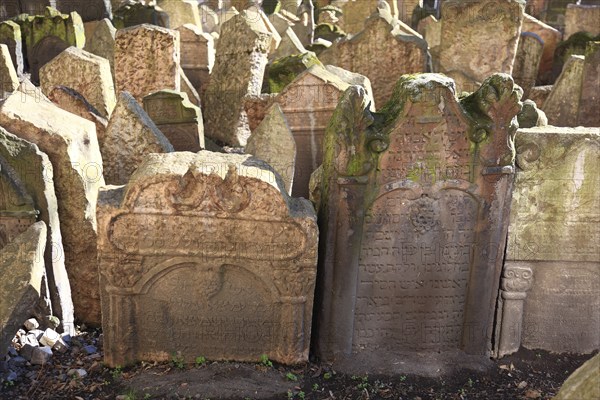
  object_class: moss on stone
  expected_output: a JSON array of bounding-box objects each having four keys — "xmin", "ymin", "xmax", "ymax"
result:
[
  {"xmin": 314, "ymin": 23, "xmax": 346, "ymax": 43},
  {"xmin": 267, "ymin": 52, "xmax": 323, "ymax": 93}
]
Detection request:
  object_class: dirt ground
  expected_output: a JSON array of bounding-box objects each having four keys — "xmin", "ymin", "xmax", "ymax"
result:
[{"xmin": 0, "ymin": 328, "xmax": 595, "ymax": 400}]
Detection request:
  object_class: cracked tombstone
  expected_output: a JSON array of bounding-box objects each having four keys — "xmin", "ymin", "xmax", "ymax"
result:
[
  {"xmin": 97, "ymin": 151, "xmax": 318, "ymax": 367},
  {"xmin": 313, "ymin": 73, "xmax": 522, "ymax": 374},
  {"xmin": 503, "ymin": 126, "xmax": 600, "ymax": 355}
]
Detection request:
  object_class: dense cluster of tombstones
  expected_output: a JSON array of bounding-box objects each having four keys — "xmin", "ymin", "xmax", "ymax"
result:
[{"xmin": 0, "ymin": 0, "xmax": 598, "ymax": 391}]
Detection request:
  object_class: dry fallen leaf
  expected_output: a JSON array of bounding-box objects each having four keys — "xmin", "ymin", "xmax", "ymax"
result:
[{"xmin": 524, "ymin": 389, "xmax": 542, "ymax": 399}]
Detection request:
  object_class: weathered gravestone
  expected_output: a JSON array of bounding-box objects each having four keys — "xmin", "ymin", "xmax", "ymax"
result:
[
  {"xmin": 554, "ymin": 353, "xmax": 600, "ymax": 400},
  {"xmin": 542, "ymin": 55, "xmax": 584, "ymax": 127},
  {"xmin": 438, "ymin": 0, "xmax": 524, "ymax": 93},
  {"xmin": 577, "ymin": 41, "xmax": 600, "ymax": 127},
  {"xmin": 564, "ymin": 3, "xmax": 600, "ymax": 39},
  {"xmin": 13, "ymin": 7, "xmax": 85, "ymax": 84},
  {"xmin": 313, "ymin": 73, "xmax": 522, "ymax": 374},
  {"xmin": 156, "ymin": 0, "xmax": 202, "ymax": 29},
  {"xmin": 143, "ymin": 90, "xmax": 204, "ymax": 152},
  {"xmin": 176, "ymin": 24, "xmax": 214, "ymax": 96},
  {"xmin": 204, "ymin": 12, "xmax": 272, "ymax": 146},
  {"xmin": 319, "ymin": 9, "xmax": 429, "ymax": 108},
  {"xmin": 112, "ymin": 2, "xmax": 169, "ymax": 29},
  {"xmin": 0, "ymin": 222, "xmax": 46, "ymax": 356},
  {"xmin": 0, "ymin": 90, "xmax": 105, "ymax": 327},
  {"xmin": 97, "ymin": 151, "xmax": 318, "ymax": 367},
  {"xmin": 83, "ymin": 18, "xmax": 116, "ymax": 79},
  {"xmin": 0, "ymin": 21, "xmax": 23, "ymax": 77},
  {"xmin": 0, "ymin": 43, "xmax": 18, "ymax": 98},
  {"xmin": 0, "ymin": 127, "xmax": 74, "ymax": 334},
  {"xmin": 39, "ymin": 47, "xmax": 116, "ymax": 118},
  {"xmin": 512, "ymin": 32, "xmax": 544, "ymax": 97},
  {"xmin": 115, "ymin": 24, "xmax": 180, "ymax": 103},
  {"xmin": 503, "ymin": 126, "xmax": 599, "ymax": 355},
  {"xmin": 521, "ymin": 14, "xmax": 561, "ymax": 85},
  {"xmin": 102, "ymin": 91, "xmax": 174, "ymax": 185}
]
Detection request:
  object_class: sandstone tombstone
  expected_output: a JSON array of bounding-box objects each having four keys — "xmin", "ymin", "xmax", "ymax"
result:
[
  {"xmin": 542, "ymin": 55, "xmax": 584, "ymax": 127},
  {"xmin": 115, "ymin": 24, "xmax": 181, "ymax": 103},
  {"xmin": 438, "ymin": 0, "xmax": 524, "ymax": 92},
  {"xmin": 204, "ymin": 12, "xmax": 272, "ymax": 146},
  {"xmin": 554, "ymin": 354, "xmax": 600, "ymax": 400},
  {"xmin": 97, "ymin": 152, "xmax": 318, "ymax": 367},
  {"xmin": 0, "ymin": 43, "xmax": 18, "ymax": 98},
  {"xmin": 512, "ymin": 32, "xmax": 544, "ymax": 96},
  {"xmin": 319, "ymin": 10, "xmax": 429, "ymax": 107},
  {"xmin": 47, "ymin": 85, "xmax": 109, "ymax": 145},
  {"xmin": 0, "ymin": 222, "xmax": 46, "ymax": 356},
  {"xmin": 504, "ymin": 126, "xmax": 599, "ymax": 355},
  {"xmin": 83, "ymin": 18, "xmax": 116, "ymax": 79},
  {"xmin": 143, "ymin": 90, "xmax": 204, "ymax": 152},
  {"xmin": 246, "ymin": 103, "xmax": 296, "ymax": 194},
  {"xmin": 577, "ymin": 41, "xmax": 600, "ymax": 127},
  {"xmin": 156, "ymin": 0, "xmax": 202, "ymax": 29},
  {"xmin": 176, "ymin": 24, "xmax": 214, "ymax": 95},
  {"xmin": 0, "ymin": 21, "xmax": 23, "ymax": 77},
  {"xmin": 565, "ymin": 3, "xmax": 600, "ymax": 39},
  {"xmin": 313, "ymin": 74, "xmax": 522, "ymax": 374},
  {"xmin": 0, "ymin": 91, "xmax": 105, "ymax": 327},
  {"xmin": 521, "ymin": 14, "xmax": 561, "ymax": 85},
  {"xmin": 0, "ymin": 127, "xmax": 74, "ymax": 334},
  {"xmin": 103, "ymin": 91, "xmax": 174, "ymax": 185},
  {"xmin": 40, "ymin": 47, "xmax": 116, "ymax": 118},
  {"xmin": 332, "ymin": 0, "xmax": 379, "ymax": 35}
]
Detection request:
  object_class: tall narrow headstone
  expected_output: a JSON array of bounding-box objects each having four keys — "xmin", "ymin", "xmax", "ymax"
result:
[
  {"xmin": 438, "ymin": 0, "xmax": 524, "ymax": 92},
  {"xmin": 97, "ymin": 152, "xmax": 318, "ymax": 367},
  {"xmin": 0, "ymin": 91, "xmax": 105, "ymax": 327},
  {"xmin": 0, "ymin": 43, "xmax": 18, "ymax": 98},
  {"xmin": 542, "ymin": 55, "xmax": 585, "ymax": 127},
  {"xmin": 521, "ymin": 14, "xmax": 561, "ymax": 85},
  {"xmin": 512, "ymin": 32, "xmax": 544, "ymax": 96},
  {"xmin": 115, "ymin": 24, "xmax": 181, "ymax": 103},
  {"xmin": 504, "ymin": 126, "xmax": 599, "ymax": 355},
  {"xmin": 0, "ymin": 21, "xmax": 23, "ymax": 77},
  {"xmin": 176, "ymin": 24, "xmax": 214, "ymax": 95},
  {"xmin": 577, "ymin": 41, "xmax": 600, "ymax": 127},
  {"xmin": 83, "ymin": 19, "xmax": 116, "ymax": 79},
  {"xmin": 314, "ymin": 73, "xmax": 522, "ymax": 374},
  {"xmin": 203, "ymin": 12, "xmax": 272, "ymax": 146}
]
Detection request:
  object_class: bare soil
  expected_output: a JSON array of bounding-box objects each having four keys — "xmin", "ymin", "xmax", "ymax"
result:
[{"xmin": 0, "ymin": 328, "xmax": 595, "ymax": 400}]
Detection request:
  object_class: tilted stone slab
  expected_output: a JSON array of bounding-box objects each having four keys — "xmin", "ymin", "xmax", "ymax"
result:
[
  {"xmin": 313, "ymin": 73, "xmax": 522, "ymax": 374},
  {"xmin": 554, "ymin": 353, "xmax": 600, "ymax": 400},
  {"xmin": 156, "ymin": 0, "xmax": 202, "ymax": 29},
  {"xmin": 97, "ymin": 151, "xmax": 318, "ymax": 367},
  {"xmin": 0, "ymin": 222, "xmax": 46, "ymax": 356},
  {"xmin": 0, "ymin": 91, "xmax": 105, "ymax": 327},
  {"xmin": 577, "ymin": 41, "xmax": 600, "ymax": 127},
  {"xmin": 0, "ymin": 43, "xmax": 18, "ymax": 97},
  {"xmin": 542, "ymin": 55, "xmax": 585, "ymax": 127},
  {"xmin": 0, "ymin": 21, "xmax": 24, "ymax": 77},
  {"xmin": 83, "ymin": 19, "xmax": 116, "ymax": 80}
]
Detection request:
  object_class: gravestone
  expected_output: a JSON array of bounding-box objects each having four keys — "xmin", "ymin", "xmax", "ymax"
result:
[
  {"xmin": 0, "ymin": 90, "xmax": 105, "ymax": 327},
  {"xmin": 521, "ymin": 14, "xmax": 561, "ymax": 85},
  {"xmin": 554, "ymin": 354, "xmax": 600, "ymax": 400},
  {"xmin": 54, "ymin": 0, "xmax": 111, "ymax": 22},
  {"xmin": 0, "ymin": 127, "xmax": 74, "ymax": 334},
  {"xmin": 176, "ymin": 24, "xmax": 214, "ymax": 95},
  {"xmin": 47, "ymin": 85, "xmax": 109, "ymax": 145},
  {"xmin": 542, "ymin": 55, "xmax": 584, "ymax": 127},
  {"xmin": 198, "ymin": 4, "xmax": 219, "ymax": 33},
  {"xmin": 512, "ymin": 32, "xmax": 544, "ymax": 96},
  {"xmin": 564, "ymin": 3, "xmax": 600, "ymax": 39},
  {"xmin": 438, "ymin": 0, "xmax": 524, "ymax": 92},
  {"xmin": 0, "ymin": 222, "xmax": 46, "ymax": 356},
  {"xmin": 332, "ymin": 0, "xmax": 379, "ymax": 35},
  {"xmin": 246, "ymin": 103, "xmax": 296, "ymax": 194},
  {"xmin": 103, "ymin": 92, "xmax": 174, "ymax": 185},
  {"xmin": 143, "ymin": 90, "xmax": 205, "ymax": 152},
  {"xmin": 13, "ymin": 7, "xmax": 85, "ymax": 84},
  {"xmin": 0, "ymin": 21, "xmax": 23, "ymax": 76},
  {"xmin": 112, "ymin": 2, "xmax": 170, "ymax": 29},
  {"xmin": 319, "ymin": 10, "xmax": 429, "ymax": 107},
  {"xmin": 97, "ymin": 151, "xmax": 318, "ymax": 367},
  {"xmin": 39, "ymin": 47, "xmax": 116, "ymax": 118},
  {"xmin": 83, "ymin": 19, "xmax": 116, "ymax": 79},
  {"xmin": 179, "ymin": 67, "xmax": 201, "ymax": 107},
  {"xmin": 397, "ymin": 0, "xmax": 422, "ymax": 25},
  {"xmin": 577, "ymin": 41, "xmax": 600, "ymax": 127},
  {"xmin": 0, "ymin": 44, "xmax": 18, "ymax": 98},
  {"xmin": 115, "ymin": 24, "xmax": 181, "ymax": 103},
  {"xmin": 204, "ymin": 12, "xmax": 272, "ymax": 146},
  {"xmin": 504, "ymin": 126, "xmax": 599, "ymax": 355},
  {"xmin": 313, "ymin": 73, "xmax": 522, "ymax": 374},
  {"xmin": 156, "ymin": 0, "xmax": 202, "ymax": 29}
]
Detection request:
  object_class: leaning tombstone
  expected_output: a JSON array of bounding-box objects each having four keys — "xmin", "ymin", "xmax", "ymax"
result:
[
  {"xmin": 522, "ymin": 14, "xmax": 561, "ymax": 85},
  {"xmin": 0, "ymin": 91, "xmax": 105, "ymax": 327},
  {"xmin": 502, "ymin": 126, "xmax": 600, "ymax": 356},
  {"xmin": 0, "ymin": 222, "xmax": 47, "ymax": 356},
  {"xmin": 39, "ymin": 47, "xmax": 116, "ymax": 118},
  {"xmin": 554, "ymin": 354, "xmax": 600, "ymax": 400},
  {"xmin": 0, "ymin": 127, "xmax": 75, "ymax": 335},
  {"xmin": 0, "ymin": 43, "xmax": 18, "ymax": 98},
  {"xmin": 102, "ymin": 91, "xmax": 174, "ymax": 185},
  {"xmin": 83, "ymin": 18, "xmax": 117, "ymax": 79},
  {"xmin": 0, "ymin": 21, "xmax": 24, "ymax": 77},
  {"xmin": 542, "ymin": 55, "xmax": 585, "ymax": 127},
  {"xmin": 143, "ymin": 90, "xmax": 205, "ymax": 152},
  {"xmin": 97, "ymin": 152, "xmax": 318, "ymax": 367},
  {"xmin": 313, "ymin": 73, "xmax": 522, "ymax": 374},
  {"xmin": 438, "ymin": 0, "xmax": 524, "ymax": 92},
  {"xmin": 115, "ymin": 24, "xmax": 181, "ymax": 103},
  {"xmin": 512, "ymin": 32, "xmax": 544, "ymax": 97}
]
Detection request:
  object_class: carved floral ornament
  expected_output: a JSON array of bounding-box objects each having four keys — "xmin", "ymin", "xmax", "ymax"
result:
[{"xmin": 501, "ymin": 266, "xmax": 534, "ymax": 293}]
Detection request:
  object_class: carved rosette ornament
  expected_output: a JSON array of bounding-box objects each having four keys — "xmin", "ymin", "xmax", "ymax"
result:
[{"xmin": 502, "ymin": 266, "xmax": 534, "ymax": 293}]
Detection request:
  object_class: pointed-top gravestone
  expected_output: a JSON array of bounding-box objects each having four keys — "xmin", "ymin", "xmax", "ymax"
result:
[
  {"xmin": 204, "ymin": 12, "xmax": 273, "ymax": 146},
  {"xmin": 102, "ymin": 92, "xmax": 174, "ymax": 185},
  {"xmin": 313, "ymin": 73, "xmax": 522, "ymax": 375},
  {"xmin": 246, "ymin": 103, "xmax": 296, "ymax": 195}
]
